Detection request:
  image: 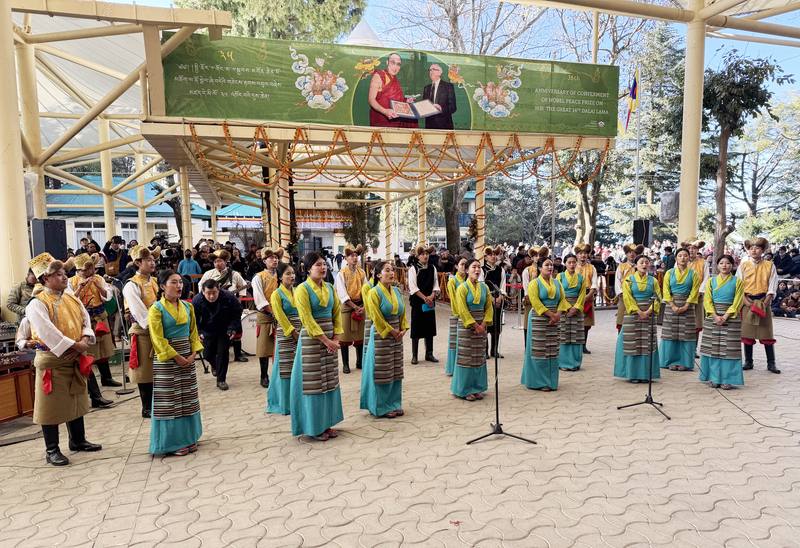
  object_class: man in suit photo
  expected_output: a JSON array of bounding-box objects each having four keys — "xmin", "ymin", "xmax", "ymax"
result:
[{"xmin": 422, "ymin": 64, "xmax": 457, "ymax": 130}]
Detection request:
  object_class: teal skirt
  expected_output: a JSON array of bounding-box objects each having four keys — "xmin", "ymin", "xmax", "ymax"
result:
[
  {"xmin": 558, "ymin": 344, "xmax": 582, "ymax": 371},
  {"xmin": 659, "ymin": 340, "xmax": 695, "ymax": 370},
  {"xmin": 289, "ymin": 340, "xmax": 344, "ymax": 437},
  {"xmin": 699, "ymin": 356, "xmax": 744, "ymax": 386},
  {"xmin": 521, "ymin": 357, "xmax": 559, "ymax": 390},
  {"xmin": 267, "ymin": 341, "xmax": 291, "ymax": 415},
  {"xmin": 451, "ymin": 365, "xmax": 487, "ymax": 398},
  {"xmin": 360, "ymin": 329, "xmax": 403, "ymax": 416},
  {"xmin": 149, "ymin": 412, "xmax": 203, "ymax": 455},
  {"xmin": 613, "ymin": 327, "xmax": 661, "ymax": 380},
  {"xmin": 445, "ymin": 345, "xmax": 457, "ymax": 377}
]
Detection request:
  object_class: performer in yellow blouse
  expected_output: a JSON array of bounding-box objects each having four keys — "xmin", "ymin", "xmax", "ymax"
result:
[
  {"xmin": 290, "ymin": 252, "xmax": 345, "ymax": 441},
  {"xmin": 659, "ymin": 247, "xmax": 701, "ymax": 371},
  {"xmin": 148, "ymin": 270, "xmax": 204, "ymax": 456},
  {"xmin": 267, "ymin": 262, "xmax": 300, "ymax": 415},
  {"xmin": 445, "ymin": 257, "xmax": 467, "ymax": 376}
]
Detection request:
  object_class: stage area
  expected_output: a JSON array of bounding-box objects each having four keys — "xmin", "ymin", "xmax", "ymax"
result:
[{"xmin": 1, "ymin": 309, "xmax": 798, "ymax": 547}]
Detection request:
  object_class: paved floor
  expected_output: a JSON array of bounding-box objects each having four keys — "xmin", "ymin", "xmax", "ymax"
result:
[{"xmin": 1, "ymin": 308, "xmax": 798, "ymax": 547}]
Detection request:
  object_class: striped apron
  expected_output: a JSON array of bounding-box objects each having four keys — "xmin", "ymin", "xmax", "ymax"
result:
[
  {"xmin": 276, "ymin": 315, "xmax": 301, "ymax": 379},
  {"xmin": 152, "ymin": 337, "xmax": 200, "ymax": 420},
  {"xmin": 300, "ymin": 317, "xmax": 340, "ymax": 395},
  {"xmin": 448, "ymin": 315, "xmax": 458, "ymax": 355},
  {"xmin": 661, "ymin": 294, "xmax": 697, "ymax": 342},
  {"xmin": 560, "ymin": 297, "xmax": 585, "ymax": 346},
  {"xmin": 531, "ymin": 308, "xmax": 560, "ymax": 359},
  {"xmin": 623, "ymin": 300, "xmax": 658, "ymax": 356},
  {"xmin": 457, "ymin": 310, "xmax": 487, "ymax": 368},
  {"xmin": 701, "ymin": 302, "xmax": 742, "ymax": 360},
  {"xmin": 372, "ymin": 314, "xmax": 404, "ymax": 384}
]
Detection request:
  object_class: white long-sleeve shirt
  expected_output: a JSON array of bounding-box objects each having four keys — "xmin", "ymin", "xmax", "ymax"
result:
[
  {"xmin": 521, "ymin": 266, "xmax": 536, "ymax": 297},
  {"xmin": 26, "ymin": 294, "xmax": 95, "ymax": 357},
  {"xmin": 16, "ymin": 317, "xmax": 31, "ymax": 351},
  {"xmin": 123, "ymin": 279, "xmax": 152, "ymax": 329},
  {"xmin": 251, "ymin": 270, "xmax": 275, "ymax": 311},
  {"xmin": 408, "ymin": 265, "xmax": 439, "ymax": 296},
  {"xmin": 200, "ymin": 268, "xmax": 247, "ymax": 296}
]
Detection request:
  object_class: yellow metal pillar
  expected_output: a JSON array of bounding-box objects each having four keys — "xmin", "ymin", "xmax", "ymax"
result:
[
  {"xmin": 0, "ymin": 2, "xmax": 32, "ymax": 320},
  {"xmin": 179, "ymin": 166, "xmax": 193, "ymax": 249},
  {"xmin": 384, "ymin": 181, "xmax": 392, "ymax": 260},
  {"xmin": 417, "ymin": 179, "xmax": 427, "ymax": 244},
  {"xmin": 278, "ymin": 176, "xmax": 291, "ymax": 247},
  {"xmin": 15, "ymin": 16, "xmax": 46, "ymax": 218},
  {"xmin": 135, "ymin": 154, "xmax": 149, "ymax": 244},
  {"xmin": 99, "ymin": 119, "xmax": 116, "ymax": 239},
  {"xmin": 678, "ymin": 1, "xmax": 705, "ymax": 243},
  {"xmin": 474, "ymin": 152, "xmax": 486, "ymax": 260},
  {"xmin": 210, "ymin": 206, "xmax": 218, "ymax": 241}
]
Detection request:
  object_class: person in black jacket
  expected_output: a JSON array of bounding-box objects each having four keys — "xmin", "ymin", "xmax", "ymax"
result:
[
  {"xmin": 192, "ymin": 279, "xmax": 243, "ymax": 391},
  {"xmin": 422, "ymin": 64, "xmax": 457, "ymax": 130}
]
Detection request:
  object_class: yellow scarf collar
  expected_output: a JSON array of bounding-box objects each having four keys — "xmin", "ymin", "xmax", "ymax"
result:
[
  {"xmin": 714, "ymin": 273, "xmax": 733, "ymax": 290},
  {"xmin": 159, "ymin": 297, "xmax": 189, "ymax": 325},
  {"xmin": 561, "ymin": 270, "xmax": 580, "ymax": 289},
  {"xmin": 538, "ymin": 276, "xmax": 557, "ymax": 299},
  {"xmin": 672, "ymin": 266, "xmax": 690, "ymax": 285},
  {"xmin": 277, "ymin": 284, "xmax": 295, "ymax": 308},
  {"xmin": 632, "ymin": 271, "xmax": 650, "ymax": 292},
  {"xmin": 307, "ymin": 278, "xmax": 329, "ymax": 307},
  {"xmin": 466, "ymin": 279, "xmax": 482, "ymax": 304},
  {"xmin": 378, "ymin": 282, "xmax": 399, "ymax": 314}
]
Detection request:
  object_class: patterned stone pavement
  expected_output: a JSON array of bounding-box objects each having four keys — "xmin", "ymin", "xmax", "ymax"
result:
[{"xmin": 1, "ymin": 308, "xmax": 798, "ymax": 547}]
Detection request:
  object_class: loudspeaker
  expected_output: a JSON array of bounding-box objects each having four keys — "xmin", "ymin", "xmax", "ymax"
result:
[
  {"xmin": 633, "ymin": 219, "xmax": 651, "ymax": 247},
  {"xmin": 31, "ymin": 218, "xmax": 68, "ymax": 259}
]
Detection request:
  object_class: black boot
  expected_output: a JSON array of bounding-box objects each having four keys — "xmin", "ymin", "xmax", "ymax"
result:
[
  {"xmin": 233, "ymin": 339, "xmax": 248, "ymax": 362},
  {"xmin": 67, "ymin": 417, "xmax": 102, "ymax": 452},
  {"xmin": 259, "ymin": 358, "xmax": 270, "ymax": 388},
  {"xmin": 88, "ymin": 372, "xmax": 113, "ymax": 408},
  {"xmin": 43, "ymin": 424, "xmax": 69, "ymax": 466},
  {"xmin": 341, "ymin": 346, "xmax": 351, "ymax": 374},
  {"xmin": 424, "ymin": 336, "xmax": 438, "ymax": 363},
  {"xmin": 355, "ymin": 344, "xmax": 363, "ymax": 370},
  {"xmin": 138, "ymin": 382, "xmax": 153, "ymax": 418},
  {"xmin": 97, "ymin": 360, "xmax": 121, "ymax": 387},
  {"xmin": 411, "ymin": 339, "xmax": 419, "ymax": 365},
  {"xmin": 766, "ymin": 344, "xmax": 780, "ymax": 374},
  {"xmin": 743, "ymin": 344, "xmax": 754, "ymax": 370},
  {"xmin": 583, "ymin": 327, "xmax": 591, "ymax": 354}
]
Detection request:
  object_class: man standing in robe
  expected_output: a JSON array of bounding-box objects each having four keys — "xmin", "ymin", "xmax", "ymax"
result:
[{"xmin": 334, "ymin": 245, "xmax": 367, "ymax": 374}]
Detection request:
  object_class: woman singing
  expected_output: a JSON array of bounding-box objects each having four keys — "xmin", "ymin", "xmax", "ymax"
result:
[
  {"xmin": 521, "ymin": 257, "xmax": 564, "ymax": 391},
  {"xmin": 361, "ymin": 261, "xmax": 408, "ymax": 418},
  {"xmin": 659, "ymin": 247, "xmax": 701, "ymax": 371},
  {"xmin": 445, "ymin": 257, "xmax": 467, "ymax": 376},
  {"xmin": 451, "ymin": 259, "xmax": 493, "ymax": 401},
  {"xmin": 289, "ymin": 253, "xmax": 344, "ymax": 441},
  {"xmin": 148, "ymin": 270, "xmax": 204, "ymax": 456},
  {"xmin": 267, "ymin": 262, "xmax": 300, "ymax": 415},
  {"xmin": 557, "ymin": 254, "xmax": 586, "ymax": 372}
]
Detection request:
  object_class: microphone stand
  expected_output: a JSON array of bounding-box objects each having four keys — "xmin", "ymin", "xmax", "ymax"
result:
[
  {"xmin": 617, "ymin": 293, "xmax": 670, "ymax": 420},
  {"xmin": 109, "ymin": 277, "xmax": 135, "ymax": 396},
  {"xmin": 467, "ymin": 279, "xmax": 537, "ymax": 445}
]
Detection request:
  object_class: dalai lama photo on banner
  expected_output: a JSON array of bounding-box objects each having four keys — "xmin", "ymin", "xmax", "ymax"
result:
[
  {"xmin": 368, "ymin": 52, "xmax": 418, "ymax": 129},
  {"xmin": 422, "ymin": 63, "xmax": 457, "ymax": 130}
]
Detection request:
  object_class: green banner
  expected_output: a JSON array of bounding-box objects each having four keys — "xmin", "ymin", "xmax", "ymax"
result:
[{"xmin": 163, "ymin": 33, "xmax": 618, "ymax": 137}]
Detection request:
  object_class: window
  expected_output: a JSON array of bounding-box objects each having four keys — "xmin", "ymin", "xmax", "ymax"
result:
[
  {"xmin": 121, "ymin": 222, "xmax": 138, "ymax": 244},
  {"xmin": 74, "ymin": 222, "xmax": 105, "ymax": 249}
]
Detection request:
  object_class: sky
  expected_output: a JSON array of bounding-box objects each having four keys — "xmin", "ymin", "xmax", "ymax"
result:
[{"xmin": 107, "ymin": 0, "xmax": 800, "ymax": 97}]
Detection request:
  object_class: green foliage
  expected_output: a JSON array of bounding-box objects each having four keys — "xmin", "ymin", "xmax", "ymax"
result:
[
  {"xmin": 176, "ymin": 0, "xmax": 365, "ymax": 42},
  {"xmin": 336, "ymin": 182, "xmax": 379, "ymax": 247},
  {"xmin": 737, "ymin": 210, "xmax": 800, "ymax": 243}
]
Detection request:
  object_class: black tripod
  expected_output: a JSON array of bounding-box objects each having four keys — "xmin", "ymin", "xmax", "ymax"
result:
[
  {"xmin": 467, "ymin": 283, "xmax": 537, "ymax": 445},
  {"xmin": 617, "ymin": 296, "xmax": 670, "ymax": 420}
]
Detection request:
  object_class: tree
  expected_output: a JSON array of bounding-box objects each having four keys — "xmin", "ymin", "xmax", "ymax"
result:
[
  {"xmin": 701, "ymin": 51, "xmax": 792, "ymax": 265},
  {"xmin": 176, "ymin": 0, "xmax": 366, "ymax": 42},
  {"xmin": 336, "ymin": 181, "xmax": 380, "ymax": 247},
  {"xmin": 737, "ymin": 210, "xmax": 800, "ymax": 245}
]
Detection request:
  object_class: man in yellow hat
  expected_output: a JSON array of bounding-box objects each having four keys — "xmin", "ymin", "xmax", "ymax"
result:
[
  {"xmin": 26, "ymin": 253, "xmax": 102, "ymax": 465},
  {"xmin": 574, "ymin": 243, "xmax": 598, "ymax": 354},
  {"xmin": 737, "ymin": 237, "xmax": 779, "ymax": 373},
  {"xmin": 252, "ymin": 247, "xmax": 282, "ymax": 387},
  {"xmin": 334, "ymin": 245, "xmax": 367, "ymax": 373},
  {"xmin": 123, "ymin": 245, "xmax": 159, "ymax": 418}
]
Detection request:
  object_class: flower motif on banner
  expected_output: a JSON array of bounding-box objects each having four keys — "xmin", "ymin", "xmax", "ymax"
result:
[
  {"xmin": 473, "ymin": 63, "xmax": 523, "ymax": 118},
  {"xmin": 289, "ymin": 46, "xmax": 349, "ymax": 110},
  {"xmin": 354, "ymin": 58, "xmax": 381, "ymax": 79}
]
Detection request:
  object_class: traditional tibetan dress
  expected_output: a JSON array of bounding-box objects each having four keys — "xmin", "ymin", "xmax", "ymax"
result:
[
  {"xmin": 577, "ymin": 261, "xmax": 597, "ymax": 328},
  {"xmin": 360, "ymin": 279, "xmax": 376, "ymax": 365},
  {"xmin": 450, "ymin": 280, "xmax": 493, "ymax": 398},
  {"xmin": 445, "ymin": 272, "xmax": 467, "ymax": 376},
  {"xmin": 123, "ymin": 273, "xmax": 159, "ymax": 384},
  {"xmin": 69, "ymin": 274, "xmax": 114, "ymax": 361},
  {"xmin": 737, "ymin": 259, "xmax": 777, "ymax": 344},
  {"xmin": 556, "ymin": 271, "xmax": 586, "ymax": 371},
  {"xmin": 252, "ymin": 269, "xmax": 278, "ymax": 358},
  {"xmin": 659, "ymin": 267, "xmax": 700, "ymax": 370},
  {"xmin": 335, "ymin": 266, "xmax": 367, "ymax": 347},
  {"xmin": 289, "ymin": 280, "xmax": 344, "ymax": 437},
  {"xmin": 27, "ymin": 290, "xmax": 94, "ymax": 426},
  {"xmin": 267, "ymin": 286, "xmax": 300, "ymax": 415},
  {"xmin": 360, "ymin": 282, "xmax": 408, "ymax": 416},
  {"xmin": 699, "ymin": 275, "xmax": 745, "ymax": 386},
  {"xmin": 613, "ymin": 273, "xmax": 661, "ymax": 381},
  {"xmin": 688, "ymin": 256, "xmax": 708, "ymax": 331},
  {"xmin": 147, "ymin": 298, "xmax": 204, "ymax": 455},
  {"xmin": 521, "ymin": 277, "xmax": 565, "ymax": 390}
]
